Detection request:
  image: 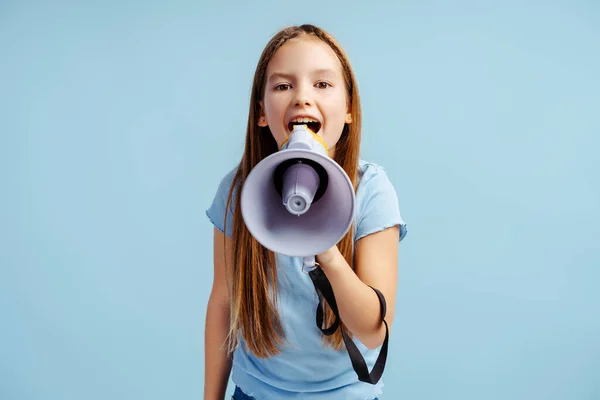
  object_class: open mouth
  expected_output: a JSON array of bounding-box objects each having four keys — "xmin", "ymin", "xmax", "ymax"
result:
[{"xmin": 287, "ymin": 119, "xmax": 322, "ymax": 134}]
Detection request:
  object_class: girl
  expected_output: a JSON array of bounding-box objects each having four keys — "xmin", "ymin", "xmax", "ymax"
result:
[{"xmin": 205, "ymin": 24, "xmax": 407, "ymax": 400}]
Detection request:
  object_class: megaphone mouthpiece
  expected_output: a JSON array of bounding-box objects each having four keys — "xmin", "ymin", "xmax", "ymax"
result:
[{"xmin": 282, "ymin": 125, "xmax": 328, "ymax": 156}]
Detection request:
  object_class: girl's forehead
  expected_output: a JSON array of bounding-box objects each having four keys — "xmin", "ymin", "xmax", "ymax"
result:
[{"xmin": 267, "ymin": 37, "xmax": 343, "ymax": 76}]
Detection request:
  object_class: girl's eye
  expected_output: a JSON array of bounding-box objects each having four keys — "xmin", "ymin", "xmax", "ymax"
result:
[
  {"xmin": 275, "ymin": 84, "xmax": 291, "ymax": 91},
  {"xmin": 316, "ymin": 82, "xmax": 331, "ymax": 89}
]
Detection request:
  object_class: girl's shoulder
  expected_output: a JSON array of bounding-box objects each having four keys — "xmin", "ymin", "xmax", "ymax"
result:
[
  {"xmin": 357, "ymin": 159, "xmax": 393, "ymax": 190},
  {"xmin": 215, "ymin": 165, "xmax": 239, "ymax": 194},
  {"xmin": 356, "ymin": 159, "xmax": 407, "ymax": 242},
  {"xmin": 206, "ymin": 165, "xmax": 239, "ymax": 236}
]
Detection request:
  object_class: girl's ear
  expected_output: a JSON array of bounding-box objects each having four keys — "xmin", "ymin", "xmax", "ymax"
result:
[
  {"xmin": 258, "ymin": 101, "xmax": 268, "ymax": 127},
  {"xmin": 345, "ymin": 99, "xmax": 352, "ymax": 124}
]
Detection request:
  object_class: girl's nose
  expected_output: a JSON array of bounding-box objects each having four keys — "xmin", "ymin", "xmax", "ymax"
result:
[{"xmin": 293, "ymin": 87, "xmax": 313, "ymax": 107}]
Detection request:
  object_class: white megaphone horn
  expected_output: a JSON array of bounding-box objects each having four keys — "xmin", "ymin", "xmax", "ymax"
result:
[{"xmin": 240, "ymin": 125, "xmax": 355, "ymax": 272}]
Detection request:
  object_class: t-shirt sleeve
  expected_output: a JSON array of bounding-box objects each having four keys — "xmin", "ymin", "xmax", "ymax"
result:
[
  {"xmin": 205, "ymin": 167, "xmax": 238, "ymax": 237},
  {"xmin": 355, "ymin": 165, "xmax": 407, "ymax": 242}
]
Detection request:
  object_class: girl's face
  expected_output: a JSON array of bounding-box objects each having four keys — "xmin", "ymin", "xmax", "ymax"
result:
[{"xmin": 258, "ymin": 37, "xmax": 352, "ymax": 157}]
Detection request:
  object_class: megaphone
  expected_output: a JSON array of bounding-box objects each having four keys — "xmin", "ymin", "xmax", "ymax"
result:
[{"xmin": 240, "ymin": 125, "xmax": 355, "ymax": 271}]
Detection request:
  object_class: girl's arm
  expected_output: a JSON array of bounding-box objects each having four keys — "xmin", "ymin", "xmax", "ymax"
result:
[
  {"xmin": 204, "ymin": 228, "xmax": 233, "ymax": 400},
  {"xmin": 317, "ymin": 225, "xmax": 400, "ymax": 350}
]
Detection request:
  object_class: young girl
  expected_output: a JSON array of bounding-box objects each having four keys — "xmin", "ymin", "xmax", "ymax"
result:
[{"xmin": 205, "ymin": 24, "xmax": 407, "ymax": 400}]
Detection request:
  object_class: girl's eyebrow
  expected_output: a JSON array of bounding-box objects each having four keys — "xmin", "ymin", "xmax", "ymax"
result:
[
  {"xmin": 268, "ymin": 72, "xmax": 294, "ymax": 82},
  {"xmin": 268, "ymin": 68, "xmax": 337, "ymax": 83}
]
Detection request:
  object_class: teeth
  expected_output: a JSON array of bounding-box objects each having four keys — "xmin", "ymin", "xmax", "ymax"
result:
[{"xmin": 291, "ymin": 117, "xmax": 318, "ymax": 123}]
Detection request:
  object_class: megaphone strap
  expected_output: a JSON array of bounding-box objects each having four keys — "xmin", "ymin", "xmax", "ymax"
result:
[
  {"xmin": 308, "ymin": 268, "xmax": 389, "ymax": 385},
  {"xmin": 308, "ymin": 266, "xmax": 340, "ymax": 336}
]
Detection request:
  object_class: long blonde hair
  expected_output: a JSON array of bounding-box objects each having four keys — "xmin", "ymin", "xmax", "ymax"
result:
[{"xmin": 224, "ymin": 24, "xmax": 362, "ymax": 357}]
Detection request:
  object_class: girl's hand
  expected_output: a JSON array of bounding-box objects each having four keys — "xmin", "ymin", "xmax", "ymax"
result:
[{"xmin": 316, "ymin": 245, "xmax": 342, "ymax": 267}]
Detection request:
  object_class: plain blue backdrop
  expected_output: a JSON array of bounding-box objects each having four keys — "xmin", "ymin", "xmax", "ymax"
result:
[{"xmin": 1, "ymin": 1, "xmax": 598, "ymax": 399}]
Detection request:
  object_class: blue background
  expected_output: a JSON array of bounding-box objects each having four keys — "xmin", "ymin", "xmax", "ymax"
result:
[{"xmin": 1, "ymin": 1, "xmax": 598, "ymax": 399}]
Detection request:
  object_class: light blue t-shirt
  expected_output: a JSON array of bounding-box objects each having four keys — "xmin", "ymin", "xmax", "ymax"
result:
[{"xmin": 206, "ymin": 159, "xmax": 407, "ymax": 400}]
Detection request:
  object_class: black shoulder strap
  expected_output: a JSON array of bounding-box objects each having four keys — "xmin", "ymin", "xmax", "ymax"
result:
[{"xmin": 308, "ymin": 267, "xmax": 389, "ymax": 385}]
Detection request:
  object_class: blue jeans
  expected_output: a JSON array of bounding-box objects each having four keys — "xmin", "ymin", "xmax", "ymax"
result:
[{"xmin": 232, "ymin": 386, "xmax": 379, "ymax": 399}]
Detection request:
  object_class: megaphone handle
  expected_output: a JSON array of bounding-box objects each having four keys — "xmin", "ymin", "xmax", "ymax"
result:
[
  {"xmin": 308, "ymin": 268, "xmax": 389, "ymax": 385},
  {"xmin": 302, "ymin": 256, "xmax": 318, "ymax": 273}
]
